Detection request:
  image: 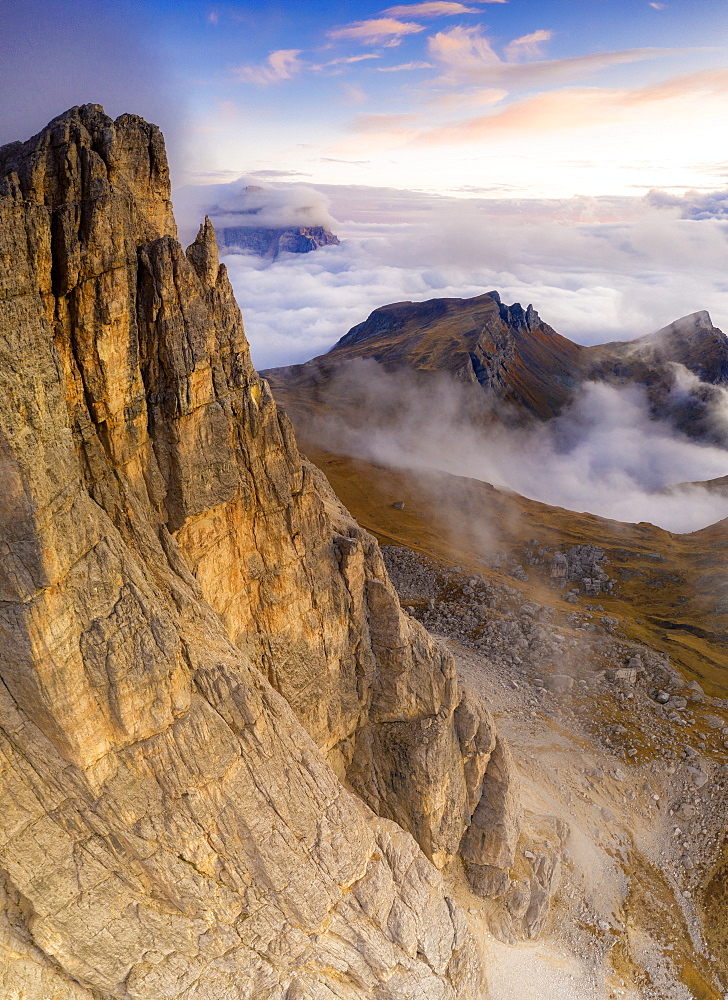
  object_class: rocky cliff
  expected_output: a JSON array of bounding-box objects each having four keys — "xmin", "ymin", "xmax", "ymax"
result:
[{"xmin": 0, "ymin": 105, "xmax": 526, "ymax": 998}]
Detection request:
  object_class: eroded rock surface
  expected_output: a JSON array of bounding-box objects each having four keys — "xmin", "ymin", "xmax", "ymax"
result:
[{"xmin": 0, "ymin": 105, "xmax": 528, "ymax": 998}]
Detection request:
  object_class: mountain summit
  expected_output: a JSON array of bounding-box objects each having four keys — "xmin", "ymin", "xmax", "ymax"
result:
[
  {"xmin": 323, "ymin": 290, "xmax": 586, "ymax": 418},
  {"xmin": 266, "ymin": 293, "xmax": 728, "ymax": 441}
]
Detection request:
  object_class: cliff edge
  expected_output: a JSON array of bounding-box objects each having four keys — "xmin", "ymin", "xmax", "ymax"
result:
[{"xmin": 0, "ymin": 105, "xmax": 527, "ymax": 999}]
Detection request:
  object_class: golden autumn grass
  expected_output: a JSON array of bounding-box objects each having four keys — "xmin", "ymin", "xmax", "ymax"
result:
[{"xmin": 303, "ymin": 447, "xmax": 727, "ymax": 696}]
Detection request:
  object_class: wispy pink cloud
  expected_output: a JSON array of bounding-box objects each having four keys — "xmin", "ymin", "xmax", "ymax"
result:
[
  {"xmin": 326, "ymin": 54, "xmax": 381, "ymax": 66},
  {"xmin": 503, "ymin": 29, "xmax": 554, "ymax": 62},
  {"xmin": 428, "ymin": 25, "xmax": 690, "ymax": 90},
  {"xmin": 378, "ymin": 61, "xmax": 434, "ymax": 72},
  {"xmin": 428, "ymin": 25, "xmax": 500, "ymax": 70},
  {"xmin": 328, "ymin": 17, "xmax": 425, "ymax": 46},
  {"xmin": 414, "ymin": 67, "xmax": 728, "ymax": 144},
  {"xmin": 310, "ymin": 53, "xmax": 382, "ymax": 72},
  {"xmin": 383, "ymin": 2, "xmax": 480, "ymax": 16},
  {"xmin": 234, "ymin": 49, "xmax": 304, "ymax": 85}
]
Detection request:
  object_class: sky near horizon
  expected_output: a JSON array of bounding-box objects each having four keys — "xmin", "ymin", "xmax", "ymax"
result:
[{"xmin": 2, "ymin": 1, "xmax": 728, "ymax": 199}]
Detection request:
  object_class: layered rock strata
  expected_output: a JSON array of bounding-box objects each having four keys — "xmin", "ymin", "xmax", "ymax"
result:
[{"xmin": 0, "ymin": 105, "xmax": 522, "ymax": 998}]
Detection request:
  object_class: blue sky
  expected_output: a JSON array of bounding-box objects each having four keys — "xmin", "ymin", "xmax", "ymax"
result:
[
  {"xmin": 3, "ymin": 1, "xmax": 728, "ymax": 197},
  {"xmin": 3, "ymin": 0, "xmax": 728, "ymax": 369}
]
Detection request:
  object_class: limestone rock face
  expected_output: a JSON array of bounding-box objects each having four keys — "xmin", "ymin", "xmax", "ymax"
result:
[{"xmin": 0, "ymin": 105, "xmax": 522, "ymax": 997}]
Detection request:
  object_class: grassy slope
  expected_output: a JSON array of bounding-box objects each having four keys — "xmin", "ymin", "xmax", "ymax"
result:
[{"xmin": 305, "ymin": 447, "xmax": 728, "ymax": 696}]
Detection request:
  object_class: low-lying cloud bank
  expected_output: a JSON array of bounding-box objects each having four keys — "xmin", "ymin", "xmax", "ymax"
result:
[
  {"xmin": 176, "ymin": 180, "xmax": 728, "ymax": 371},
  {"xmin": 176, "ymin": 179, "xmax": 338, "ymax": 240},
  {"xmin": 297, "ymin": 360, "xmax": 728, "ymax": 533},
  {"xmin": 176, "ymin": 177, "xmax": 728, "ymax": 530}
]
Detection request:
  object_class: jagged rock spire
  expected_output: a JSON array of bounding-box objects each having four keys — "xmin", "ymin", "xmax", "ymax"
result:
[{"xmin": 186, "ymin": 214, "xmax": 220, "ymax": 287}]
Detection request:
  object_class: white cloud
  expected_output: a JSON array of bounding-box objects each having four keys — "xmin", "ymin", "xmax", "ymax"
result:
[
  {"xmin": 328, "ymin": 17, "xmax": 425, "ymax": 46},
  {"xmin": 298, "ymin": 364, "xmax": 728, "ymax": 531},
  {"xmin": 234, "ymin": 49, "xmax": 304, "ymax": 85}
]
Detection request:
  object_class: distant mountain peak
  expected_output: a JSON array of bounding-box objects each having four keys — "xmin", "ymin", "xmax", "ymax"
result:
[
  {"xmin": 593, "ymin": 309, "xmax": 728, "ymax": 389},
  {"xmin": 218, "ymin": 224, "xmax": 339, "ymax": 258},
  {"xmin": 266, "ymin": 290, "xmax": 728, "ymax": 443}
]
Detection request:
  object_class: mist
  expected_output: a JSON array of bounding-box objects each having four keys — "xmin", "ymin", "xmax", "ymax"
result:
[
  {"xmin": 294, "ymin": 360, "xmax": 728, "ymax": 533},
  {"xmin": 172, "ymin": 177, "xmax": 728, "ymax": 370},
  {"xmin": 175, "ymin": 180, "xmax": 338, "ymax": 247}
]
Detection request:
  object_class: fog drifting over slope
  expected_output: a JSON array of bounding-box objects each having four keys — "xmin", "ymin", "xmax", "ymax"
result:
[
  {"xmin": 298, "ymin": 361, "xmax": 728, "ymax": 533},
  {"xmin": 179, "ymin": 178, "xmax": 728, "ymax": 531}
]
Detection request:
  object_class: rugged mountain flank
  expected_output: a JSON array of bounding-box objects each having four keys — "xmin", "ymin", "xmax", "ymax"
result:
[
  {"xmin": 264, "ymin": 293, "xmax": 728, "ymax": 442},
  {"xmin": 0, "ymin": 105, "xmax": 535, "ymax": 999},
  {"xmin": 269, "ymin": 292, "xmax": 587, "ymax": 420}
]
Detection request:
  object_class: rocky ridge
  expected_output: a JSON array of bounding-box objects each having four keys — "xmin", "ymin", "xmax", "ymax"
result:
[
  {"xmin": 264, "ymin": 292, "xmax": 728, "ymax": 442},
  {"xmin": 0, "ymin": 105, "xmax": 537, "ymax": 999},
  {"xmin": 270, "ymin": 291, "xmax": 585, "ymax": 420},
  {"xmin": 218, "ymin": 224, "xmax": 340, "ymax": 258}
]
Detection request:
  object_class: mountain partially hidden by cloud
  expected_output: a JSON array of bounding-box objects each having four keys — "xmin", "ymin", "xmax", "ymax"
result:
[
  {"xmin": 175, "ymin": 179, "xmax": 338, "ymax": 246},
  {"xmin": 176, "ymin": 176, "xmax": 728, "ymax": 372},
  {"xmin": 289, "ymin": 360, "xmax": 728, "ymax": 533}
]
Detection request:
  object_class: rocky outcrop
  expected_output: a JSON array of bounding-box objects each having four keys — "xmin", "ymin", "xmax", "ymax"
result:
[
  {"xmin": 265, "ymin": 293, "xmax": 728, "ymax": 445},
  {"xmin": 265, "ymin": 291, "xmax": 588, "ymax": 421},
  {"xmin": 0, "ymin": 105, "xmax": 529, "ymax": 998},
  {"xmin": 218, "ymin": 224, "xmax": 339, "ymax": 258}
]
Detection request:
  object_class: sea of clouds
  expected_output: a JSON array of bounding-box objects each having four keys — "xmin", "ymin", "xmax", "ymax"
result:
[
  {"xmin": 177, "ymin": 178, "xmax": 728, "ymax": 531},
  {"xmin": 176, "ymin": 177, "xmax": 728, "ymax": 371},
  {"xmin": 296, "ymin": 360, "xmax": 728, "ymax": 533}
]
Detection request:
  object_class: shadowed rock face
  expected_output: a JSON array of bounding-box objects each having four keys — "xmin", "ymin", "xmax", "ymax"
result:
[
  {"xmin": 218, "ymin": 224, "xmax": 340, "ymax": 258},
  {"xmin": 0, "ymin": 105, "xmax": 523, "ymax": 998},
  {"xmin": 265, "ymin": 292, "xmax": 728, "ymax": 442}
]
